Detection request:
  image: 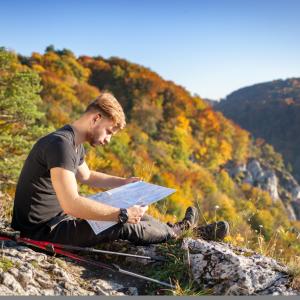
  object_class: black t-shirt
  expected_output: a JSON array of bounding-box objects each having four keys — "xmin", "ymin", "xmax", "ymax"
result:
[{"xmin": 11, "ymin": 125, "xmax": 85, "ymax": 235}]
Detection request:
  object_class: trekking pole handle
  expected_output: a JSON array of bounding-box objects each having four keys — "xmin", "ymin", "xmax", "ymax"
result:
[{"xmin": 0, "ymin": 230, "xmax": 20, "ymax": 240}]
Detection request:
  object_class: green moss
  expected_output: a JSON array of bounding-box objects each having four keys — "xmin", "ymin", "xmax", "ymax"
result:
[
  {"xmin": 0, "ymin": 256, "xmax": 14, "ymax": 272},
  {"xmin": 30, "ymin": 260, "xmax": 40, "ymax": 269}
]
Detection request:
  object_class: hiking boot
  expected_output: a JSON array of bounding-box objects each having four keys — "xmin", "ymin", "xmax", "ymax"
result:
[
  {"xmin": 170, "ymin": 206, "xmax": 199, "ymax": 236},
  {"xmin": 195, "ymin": 221, "xmax": 230, "ymax": 241}
]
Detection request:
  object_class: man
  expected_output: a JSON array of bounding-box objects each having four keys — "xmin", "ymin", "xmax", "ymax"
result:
[{"xmin": 11, "ymin": 92, "xmax": 229, "ymax": 246}]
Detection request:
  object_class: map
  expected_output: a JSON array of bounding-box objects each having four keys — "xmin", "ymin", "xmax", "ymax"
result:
[{"xmin": 86, "ymin": 181, "xmax": 176, "ymax": 234}]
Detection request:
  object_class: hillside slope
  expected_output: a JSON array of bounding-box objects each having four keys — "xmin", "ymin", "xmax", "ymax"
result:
[
  {"xmin": 216, "ymin": 78, "xmax": 300, "ymax": 181},
  {"xmin": 1, "ymin": 47, "xmax": 300, "ymax": 270}
]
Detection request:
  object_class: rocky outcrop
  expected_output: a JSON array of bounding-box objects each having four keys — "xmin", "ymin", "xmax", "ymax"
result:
[
  {"xmin": 182, "ymin": 238, "xmax": 299, "ymax": 296},
  {"xmin": 0, "ymin": 239, "xmax": 299, "ymax": 296},
  {"xmin": 0, "ymin": 240, "xmax": 138, "ymax": 296},
  {"xmin": 1, "ymin": 221, "xmax": 299, "ymax": 296},
  {"xmin": 226, "ymin": 159, "xmax": 300, "ymax": 220},
  {"xmin": 291, "ymin": 200, "xmax": 300, "ymax": 220},
  {"xmin": 227, "ymin": 159, "xmax": 280, "ymax": 202}
]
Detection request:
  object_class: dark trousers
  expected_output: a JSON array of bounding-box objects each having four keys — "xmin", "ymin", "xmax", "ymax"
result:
[{"xmin": 25, "ymin": 214, "xmax": 176, "ymax": 247}]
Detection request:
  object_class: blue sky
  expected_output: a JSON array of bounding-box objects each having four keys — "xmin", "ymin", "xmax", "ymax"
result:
[{"xmin": 1, "ymin": 0, "xmax": 300, "ymax": 99}]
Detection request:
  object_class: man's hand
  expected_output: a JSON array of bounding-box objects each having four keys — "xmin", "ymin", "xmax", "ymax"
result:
[
  {"xmin": 123, "ymin": 177, "xmax": 141, "ymax": 184},
  {"xmin": 127, "ymin": 205, "xmax": 148, "ymax": 224}
]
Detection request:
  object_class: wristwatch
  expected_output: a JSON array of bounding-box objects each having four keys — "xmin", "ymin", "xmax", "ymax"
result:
[{"xmin": 118, "ymin": 208, "xmax": 129, "ymax": 224}]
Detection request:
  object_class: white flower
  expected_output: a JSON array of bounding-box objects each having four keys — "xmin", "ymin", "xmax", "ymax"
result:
[
  {"xmin": 215, "ymin": 205, "xmax": 220, "ymax": 210},
  {"xmin": 259, "ymin": 225, "xmax": 263, "ymax": 228}
]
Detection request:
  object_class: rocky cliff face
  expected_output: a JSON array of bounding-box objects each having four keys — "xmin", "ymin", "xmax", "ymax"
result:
[
  {"xmin": 225, "ymin": 158, "xmax": 300, "ymax": 220},
  {"xmin": 0, "ymin": 221, "xmax": 299, "ymax": 296}
]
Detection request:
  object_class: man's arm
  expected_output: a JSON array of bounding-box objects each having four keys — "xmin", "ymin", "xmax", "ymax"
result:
[
  {"xmin": 51, "ymin": 167, "xmax": 147, "ymax": 222},
  {"xmin": 76, "ymin": 161, "xmax": 139, "ymax": 189}
]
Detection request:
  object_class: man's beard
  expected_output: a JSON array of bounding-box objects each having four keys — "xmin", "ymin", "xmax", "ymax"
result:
[{"xmin": 86, "ymin": 130, "xmax": 97, "ymax": 147}]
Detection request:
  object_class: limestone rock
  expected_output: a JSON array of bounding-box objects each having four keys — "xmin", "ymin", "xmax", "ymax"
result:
[
  {"xmin": 0, "ymin": 235, "xmax": 140, "ymax": 296},
  {"xmin": 1, "ymin": 219, "xmax": 300, "ymax": 296},
  {"xmin": 247, "ymin": 159, "xmax": 265, "ymax": 182},
  {"xmin": 225, "ymin": 158, "xmax": 300, "ymax": 218},
  {"xmin": 291, "ymin": 200, "xmax": 300, "ymax": 219},
  {"xmin": 285, "ymin": 203, "xmax": 297, "ymax": 221},
  {"xmin": 182, "ymin": 238, "xmax": 299, "ymax": 296},
  {"xmin": 292, "ymin": 187, "xmax": 300, "ymax": 201}
]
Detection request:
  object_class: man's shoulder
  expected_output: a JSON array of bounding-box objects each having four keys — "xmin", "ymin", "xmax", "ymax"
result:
[{"xmin": 38, "ymin": 125, "xmax": 74, "ymax": 148}]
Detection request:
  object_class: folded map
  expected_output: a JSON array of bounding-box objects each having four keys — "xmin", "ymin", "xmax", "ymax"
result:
[{"xmin": 86, "ymin": 181, "xmax": 176, "ymax": 234}]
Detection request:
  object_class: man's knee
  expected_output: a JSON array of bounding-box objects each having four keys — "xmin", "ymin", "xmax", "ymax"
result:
[{"xmin": 121, "ymin": 221, "xmax": 175, "ymax": 245}]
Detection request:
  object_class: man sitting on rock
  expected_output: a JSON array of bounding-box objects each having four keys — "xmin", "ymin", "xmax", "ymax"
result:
[{"xmin": 11, "ymin": 92, "xmax": 229, "ymax": 246}]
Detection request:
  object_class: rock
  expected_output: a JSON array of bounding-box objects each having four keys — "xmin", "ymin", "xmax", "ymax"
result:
[
  {"xmin": 243, "ymin": 172, "xmax": 254, "ymax": 185},
  {"xmin": 182, "ymin": 238, "xmax": 299, "ymax": 296},
  {"xmin": 90, "ymin": 279, "xmax": 126, "ymax": 296},
  {"xmin": 247, "ymin": 160, "xmax": 265, "ymax": 181},
  {"xmin": 278, "ymin": 172, "xmax": 299, "ymax": 194},
  {"xmin": 0, "ymin": 233, "xmax": 139, "ymax": 296},
  {"xmin": 126, "ymin": 286, "xmax": 139, "ymax": 295},
  {"xmin": 262, "ymin": 170, "xmax": 279, "ymax": 201},
  {"xmin": 18, "ymin": 268, "xmax": 34, "ymax": 288},
  {"xmin": 292, "ymin": 187, "xmax": 300, "ymax": 201},
  {"xmin": 228, "ymin": 163, "xmax": 247, "ymax": 178},
  {"xmin": 291, "ymin": 201, "xmax": 300, "ymax": 219},
  {"xmin": 0, "ymin": 284, "xmax": 16, "ymax": 295},
  {"xmin": 226, "ymin": 158, "xmax": 300, "ymax": 218},
  {"xmin": 285, "ymin": 203, "xmax": 297, "ymax": 221},
  {"xmin": 35, "ymin": 276, "xmax": 54, "ymax": 289},
  {"xmin": 125, "ymin": 244, "xmax": 159, "ymax": 265},
  {"xmin": 1, "ymin": 219, "xmax": 299, "ymax": 296},
  {"xmin": 1, "ymin": 272, "xmax": 25, "ymax": 294}
]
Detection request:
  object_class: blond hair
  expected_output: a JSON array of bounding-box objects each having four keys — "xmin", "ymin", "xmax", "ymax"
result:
[{"xmin": 85, "ymin": 92, "xmax": 126, "ymax": 129}]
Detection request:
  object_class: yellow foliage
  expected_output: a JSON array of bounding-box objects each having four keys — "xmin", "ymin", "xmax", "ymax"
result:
[
  {"xmin": 219, "ymin": 139, "xmax": 232, "ymax": 162},
  {"xmin": 201, "ymin": 192, "xmax": 238, "ymax": 222},
  {"xmin": 216, "ymin": 170, "xmax": 236, "ymax": 196},
  {"xmin": 31, "ymin": 64, "xmax": 45, "ymax": 73},
  {"xmin": 133, "ymin": 159, "xmax": 157, "ymax": 182}
]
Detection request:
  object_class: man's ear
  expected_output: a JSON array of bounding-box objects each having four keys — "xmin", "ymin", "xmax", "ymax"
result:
[{"xmin": 92, "ymin": 113, "xmax": 102, "ymax": 124}]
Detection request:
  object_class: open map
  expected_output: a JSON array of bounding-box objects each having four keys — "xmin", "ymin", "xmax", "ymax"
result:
[{"xmin": 86, "ymin": 181, "xmax": 176, "ymax": 234}]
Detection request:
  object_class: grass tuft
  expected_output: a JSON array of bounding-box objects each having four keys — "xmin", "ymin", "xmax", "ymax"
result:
[{"xmin": 143, "ymin": 238, "xmax": 210, "ymax": 295}]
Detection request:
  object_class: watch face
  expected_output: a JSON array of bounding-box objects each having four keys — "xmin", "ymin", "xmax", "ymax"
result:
[
  {"xmin": 119, "ymin": 209, "xmax": 128, "ymax": 223},
  {"xmin": 120, "ymin": 215, "xmax": 127, "ymax": 223}
]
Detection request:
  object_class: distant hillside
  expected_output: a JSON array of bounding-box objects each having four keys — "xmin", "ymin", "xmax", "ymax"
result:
[{"xmin": 216, "ymin": 78, "xmax": 300, "ymax": 182}]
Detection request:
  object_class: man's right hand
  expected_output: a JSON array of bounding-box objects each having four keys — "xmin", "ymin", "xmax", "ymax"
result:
[{"xmin": 127, "ymin": 205, "xmax": 148, "ymax": 224}]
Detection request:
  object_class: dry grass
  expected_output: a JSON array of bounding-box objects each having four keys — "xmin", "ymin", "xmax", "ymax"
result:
[
  {"xmin": 0, "ymin": 192, "xmax": 13, "ymax": 222},
  {"xmin": 284, "ymin": 256, "xmax": 300, "ymax": 290}
]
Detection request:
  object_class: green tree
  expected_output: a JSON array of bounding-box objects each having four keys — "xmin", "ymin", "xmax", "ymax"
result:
[{"xmin": 0, "ymin": 48, "xmax": 51, "ymax": 190}]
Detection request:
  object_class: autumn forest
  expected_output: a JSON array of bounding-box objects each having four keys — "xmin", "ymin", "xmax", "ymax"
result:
[{"xmin": 1, "ymin": 46, "xmax": 300, "ymax": 264}]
